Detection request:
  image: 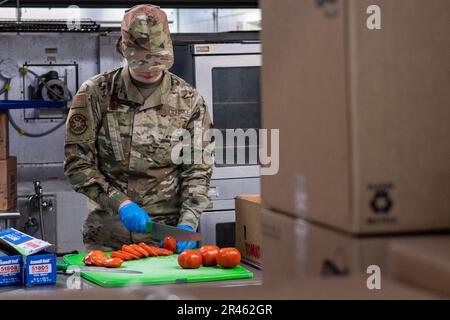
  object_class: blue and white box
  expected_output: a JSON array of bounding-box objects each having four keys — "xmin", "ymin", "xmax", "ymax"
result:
[
  {"xmin": 0, "ymin": 251, "xmax": 22, "ymax": 286},
  {"xmin": 0, "ymin": 228, "xmax": 56, "ymax": 286}
]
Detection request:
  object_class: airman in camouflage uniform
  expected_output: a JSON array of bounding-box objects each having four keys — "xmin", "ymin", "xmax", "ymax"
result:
[{"xmin": 64, "ymin": 4, "xmax": 213, "ymax": 250}]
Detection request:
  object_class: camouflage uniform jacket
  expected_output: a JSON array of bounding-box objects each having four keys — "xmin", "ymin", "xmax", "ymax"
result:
[{"xmin": 64, "ymin": 66, "xmax": 213, "ymax": 230}]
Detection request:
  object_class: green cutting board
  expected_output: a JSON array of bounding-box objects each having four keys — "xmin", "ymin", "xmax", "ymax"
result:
[{"xmin": 63, "ymin": 252, "xmax": 253, "ymax": 287}]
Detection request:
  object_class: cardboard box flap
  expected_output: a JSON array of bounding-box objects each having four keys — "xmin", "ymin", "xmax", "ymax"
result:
[
  {"xmin": 236, "ymin": 194, "xmax": 261, "ymax": 204},
  {"xmin": 0, "ymin": 228, "xmax": 52, "ymax": 256}
]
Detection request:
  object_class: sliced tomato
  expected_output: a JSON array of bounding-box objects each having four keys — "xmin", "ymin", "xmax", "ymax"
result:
[
  {"xmin": 83, "ymin": 255, "xmax": 93, "ymax": 266},
  {"xmin": 154, "ymin": 247, "xmax": 173, "ymax": 256},
  {"xmin": 119, "ymin": 250, "xmax": 138, "ymax": 260},
  {"xmin": 130, "ymin": 244, "xmax": 149, "ymax": 257},
  {"xmin": 103, "ymin": 258, "xmax": 124, "ymax": 268},
  {"xmin": 110, "ymin": 251, "xmax": 131, "ymax": 261},
  {"xmin": 138, "ymin": 243, "xmax": 158, "ymax": 257},
  {"xmin": 90, "ymin": 255, "xmax": 106, "ymax": 267},
  {"xmin": 83, "ymin": 250, "xmax": 107, "ymax": 266},
  {"xmin": 122, "ymin": 245, "xmax": 143, "ymax": 258}
]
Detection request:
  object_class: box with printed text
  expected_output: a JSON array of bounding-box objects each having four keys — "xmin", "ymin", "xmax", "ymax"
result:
[{"xmin": 0, "ymin": 228, "xmax": 56, "ymax": 286}]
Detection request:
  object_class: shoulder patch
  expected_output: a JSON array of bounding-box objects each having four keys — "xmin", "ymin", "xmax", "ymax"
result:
[
  {"xmin": 71, "ymin": 94, "xmax": 86, "ymax": 109},
  {"xmin": 68, "ymin": 113, "xmax": 88, "ymax": 135}
]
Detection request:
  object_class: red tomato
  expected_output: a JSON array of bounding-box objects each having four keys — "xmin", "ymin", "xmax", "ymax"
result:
[
  {"xmin": 103, "ymin": 258, "xmax": 124, "ymax": 268},
  {"xmin": 139, "ymin": 243, "xmax": 159, "ymax": 257},
  {"xmin": 163, "ymin": 236, "xmax": 177, "ymax": 253},
  {"xmin": 138, "ymin": 243, "xmax": 157, "ymax": 256},
  {"xmin": 217, "ymin": 248, "xmax": 241, "ymax": 269},
  {"xmin": 178, "ymin": 250, "xmax": 202, "ymax": 269},
  {"xmin": 83, "ymin": 251, "xmax": 107, "ymax": 266},
  {"xmin": 122, "ymin": 245, "xmax": 143, "ymax": 258},
  {"xmin": 199, "ymin": 245, "xmax": 220, "ymax": 266},
  {"xmin": 82, "ymin": 255, "xmax": 93, "ymax": 265},
  {"xmin": 130, "ymin": 244, "xmax": 149, "ymax": 257},
  {"xmin": 90, "ymin": 255, "xmax": 106, "ymax": 267},
  {"xmin": 110, "ymin": 251, "xmax": 132, "ymax": 261},
  {"xmin": 154, "ymin": 247, "xmax": 173, "ymax": 256}
]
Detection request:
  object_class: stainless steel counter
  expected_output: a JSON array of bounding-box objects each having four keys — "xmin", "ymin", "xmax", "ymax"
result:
[{"xmin": 0, "ymin": 262, "xmax": 262, "ymax": 299}]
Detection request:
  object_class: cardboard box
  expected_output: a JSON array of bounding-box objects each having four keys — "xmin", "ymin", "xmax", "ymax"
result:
[
  {"xmin": 0, "ymin": 156, "xmax": 17, "ymax": 210},
  {"xmin": 0, "ymin": 228, "xmax": 56, "ymax": 286},
  {"xmin": 388, "ymin": 236, "xmax": 450, "ymax": 298},
  {"xmin": 261, "ymin": 208, "xmax": 439, "ymax": 286},
  {"xmin": 0, "ymin": 112, "xmax": 8, "ymax": 160},
  {"xmin": 235, "ymin": 195, "xmax": 262, "ymax": 268},
  {"xmin": 260, "ymin": 0, "xmax": 450, "ymax": 234},
  {"xmin": 168, "ymin": 275, "xmax": 440, "ymax": 300}
]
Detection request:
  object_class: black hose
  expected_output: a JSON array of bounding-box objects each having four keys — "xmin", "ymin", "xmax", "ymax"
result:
[
  {"xmin": 0, "ymin": 79, "xmax": 10, "ymax": 95},
  {"xmin": 4, "ymin": 87, "xmax": 67, "ymax": 138},
  {"xmin": 7, "ymin": 109, "xmax": 67, "ymax": 138}
]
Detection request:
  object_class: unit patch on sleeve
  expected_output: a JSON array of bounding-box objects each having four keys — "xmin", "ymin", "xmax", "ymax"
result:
[{"xmin": 68, "ymin": 114, "xmax": 88, "ymax": 135}]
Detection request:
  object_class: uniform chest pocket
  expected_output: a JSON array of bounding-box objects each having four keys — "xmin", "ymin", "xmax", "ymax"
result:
[
  {"xmin": 133, "ymin": 107, "xmax": 189, "ymax": 166},
  {"xmin": 105, "ymin": 113, "xmax": 126, "ymax": 161},
  {"xmin": 99, "ymin": 108, "xmax": 133, "ymax": 162}
]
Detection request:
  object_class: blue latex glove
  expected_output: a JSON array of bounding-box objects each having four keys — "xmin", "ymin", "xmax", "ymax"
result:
[
  {"xmin": 160, "ymin": 225, "xmax": 197, "ymax": 253},
  {"xmin": 118, "ymin": 202, "xmax": 150, "ymax": 233}
]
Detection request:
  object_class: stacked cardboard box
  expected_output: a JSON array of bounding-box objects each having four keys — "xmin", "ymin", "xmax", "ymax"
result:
[
  {"xmin": 0, "ymin": 111, "xmax": 17, "ymax": 211},
  {"xmin": 259, "ymin": 0, "xmax": 450, "ymax": 295},
  {"xmin": 388, "ymin": 236, "xmax": 450, "ymax": 298},
  {"xmin": 168, "ymin": 275, "xmax": 441, "ymax": 300},
  {"xmin": 235, "ymin": 195, "xmax": 262, "ymax": 268},
  {"xmin": 0, "ymin": 111, "xmax": 8, "ymax": 160},
  {"xmin": 0, "ymin": 156, "xmax": 17, "ymax": 211}
]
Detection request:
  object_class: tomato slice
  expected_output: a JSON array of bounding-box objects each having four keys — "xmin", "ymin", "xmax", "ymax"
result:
[
  {"xmin": 103, "ymin": 258, "xmax": 124, "ymax": 268},
  {"xmin": 83, "ymin": 255, "xmax": 93, "ymax": 266},
  {"xmin": 138, "ymin": 243, "xmax": 158, "ymax": 257},
  {"xmin": 90, "ymin": 255, "xmax": 106, "ymax": 267},
  {"xmin": 154, "ymin": 247, "xmax": 173, "ymax": 256},
  {"xmin": 83, "ymin": 250, "xmax": 107, "ymax": 266},
  {"xmin": 122, "ymin": 245, "xmax": 143, "ymax": 258},
  {"xmin": 130, "ymin": 244, "xmax": 149, "ymax": 257},
  {"xmin": 110, "ymin": 251, "xmax": 131, "ymax": 261}
]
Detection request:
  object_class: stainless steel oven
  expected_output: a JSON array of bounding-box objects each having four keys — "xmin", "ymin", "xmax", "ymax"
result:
[
  {"xmin": 194, "ymin": 42, "xmax": 262, "ymax": 179},
  {"xmin": 193, "ymin": 42, "xmax": 262, "ymax": 247}
]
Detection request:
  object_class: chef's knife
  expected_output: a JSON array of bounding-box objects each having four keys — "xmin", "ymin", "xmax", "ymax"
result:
[
  {"xmin": 146, "ymin": 221, "xmax": 202, "ymax": 241},
  {"xmin": 56, "ymin": 262, "xmax": 142, "ymax": 275}
]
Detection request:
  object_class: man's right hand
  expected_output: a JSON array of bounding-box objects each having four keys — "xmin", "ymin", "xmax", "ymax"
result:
[{"xmin": 118, "ymin": 201, "xmax": 151, "ymax": 233}]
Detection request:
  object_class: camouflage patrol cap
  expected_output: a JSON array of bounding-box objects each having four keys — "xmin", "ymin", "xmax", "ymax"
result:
[{"xmin": 121, "ymin": 4, "xmax": 174, "ymax": 72}]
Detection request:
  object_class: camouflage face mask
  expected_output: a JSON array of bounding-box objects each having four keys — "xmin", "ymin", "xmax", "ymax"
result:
[{"xmin": 121, "ymin": 4, "xmax": 174, "ymax": 72}]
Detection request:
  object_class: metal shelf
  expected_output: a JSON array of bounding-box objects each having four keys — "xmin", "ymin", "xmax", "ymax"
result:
[
  {"xmin": 0, "ymin": 100, "xmax": 65, "ymax": 110},
  {"xmin": 0, "ymin": 19, "xmax": 100, "ymax": 32}
]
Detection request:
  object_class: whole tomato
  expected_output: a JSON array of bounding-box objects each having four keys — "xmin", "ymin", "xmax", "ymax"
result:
[
  {"xmin": 163, "ymin": 236, "xmax": 177, "ymax": 253},
  {"xmin": 217, "ymin": 248, "xmax": 241, "ymax": 269},
  {"xmin": 178, "ymin": 250, "xmax": 202, "ymax": 269},
  {"xmin": 199, "ymin": 245, "xmax": 220, "ymax": 266}
]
